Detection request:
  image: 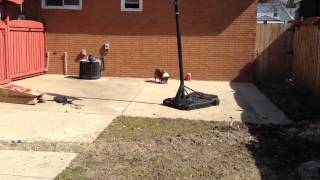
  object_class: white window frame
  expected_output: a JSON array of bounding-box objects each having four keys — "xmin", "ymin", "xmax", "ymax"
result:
[
  {"xmin": 121, "ymin": 0, "xmax": 143, "ymax": 12},
  {"xmin": 41, "ymin": 0, "xmax": 82, "ymax": 10}
]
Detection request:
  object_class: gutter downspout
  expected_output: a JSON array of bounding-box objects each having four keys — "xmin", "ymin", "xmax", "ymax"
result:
[
  {"xmin": 45, "ymin": 52, "xmax": 50, "ymax": 72},
  {"xmin": 44, "ymin": 27, "xmax": 49, "ymax": 72},
  {"xmin": 64, "ymin": 52, "xmax": 68, "ymax": 75}
]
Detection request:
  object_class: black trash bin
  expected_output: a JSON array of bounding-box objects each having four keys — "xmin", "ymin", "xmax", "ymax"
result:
[{"xmin": 79, "ymin": 57, "xmax": 104, "ymax": 79}]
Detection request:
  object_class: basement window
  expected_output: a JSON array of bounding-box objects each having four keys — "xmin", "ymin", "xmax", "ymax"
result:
[
  {"xmin": 121, "ymin": 0, "xmax": 143, "ymax": 12},
  {"xmin": 42, "ymin": 0, "xmax": 82, "ymax": 10}
]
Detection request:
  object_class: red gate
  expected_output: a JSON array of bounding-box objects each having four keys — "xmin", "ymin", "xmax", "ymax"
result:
[{"xmin": 0, "ymin": 20, "xmax": 46, "ymax": 84}]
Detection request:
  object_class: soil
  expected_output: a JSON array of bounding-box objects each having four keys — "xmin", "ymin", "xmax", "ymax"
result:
[
  {"xmin": 256, "ymin": 81, "xmax": 320, "ymax": 123},
  {"xmin": 54, "ymin": 117, "xmax": 320, "ymax": 180}
]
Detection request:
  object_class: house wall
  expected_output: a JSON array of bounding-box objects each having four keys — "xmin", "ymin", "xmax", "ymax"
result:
[{"xmin": 22, "ymin": 0, "xmax": 257, "ymax": 81}]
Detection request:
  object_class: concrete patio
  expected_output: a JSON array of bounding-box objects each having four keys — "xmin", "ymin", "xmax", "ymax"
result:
[
  {"xmin": 0, "ymin": 75, "xmax": 291, "ymax": 143},
  {"xmin": 0, "ymin": 150, "xmax": 77, "ymax": 180}
]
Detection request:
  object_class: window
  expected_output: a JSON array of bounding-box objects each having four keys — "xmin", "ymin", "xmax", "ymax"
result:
[
  {"xmin": 42, "ymin": 0, "xmax": 82, "ymax": 10},
  {"xmin": 121, "ymin": 0, "xmax": 143, "ymax": 12},
  {"xmin": 273, "ymin": 7, "xmax": 278, "ymax": 17}
]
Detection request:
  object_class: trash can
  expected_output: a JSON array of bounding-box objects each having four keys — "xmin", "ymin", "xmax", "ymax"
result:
[{"xmin": 79, "ymin": 58, "xmax": 103, "ymax": 80}]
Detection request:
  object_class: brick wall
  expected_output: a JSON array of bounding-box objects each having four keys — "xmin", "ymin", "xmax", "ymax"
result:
[{"xmin": 22, "ymin": 0, "xmax": 257, "ymax": 81}]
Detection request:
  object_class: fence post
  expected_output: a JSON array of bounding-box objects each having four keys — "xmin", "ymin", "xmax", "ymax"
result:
[{"xmin": 4, "ymin": 16, "xmax": 10, "ymax": 83}]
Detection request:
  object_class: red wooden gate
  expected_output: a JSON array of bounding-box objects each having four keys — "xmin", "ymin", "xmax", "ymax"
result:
[{"xmin": 0, "ymin": 20, "xmax": 45, "ymax": 85}]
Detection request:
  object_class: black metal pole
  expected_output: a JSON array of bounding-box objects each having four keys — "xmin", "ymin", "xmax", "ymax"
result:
[
  {"xmin": 163, "ymin": 0, "xmax": 220, "ymax": 110},
  {"xmin": 174, "ymin": 0, "xmax": 185, "ymax": 99}
]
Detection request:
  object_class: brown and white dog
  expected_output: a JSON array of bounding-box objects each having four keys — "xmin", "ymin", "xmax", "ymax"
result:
[{"xmin": 154, "ymin": 68, "xmax": 170, "ymax": 84}]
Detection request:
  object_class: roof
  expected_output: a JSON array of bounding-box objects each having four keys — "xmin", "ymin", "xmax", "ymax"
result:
[
  {"xmin": 0, "ymin": 0, "xmax": 23, "ymax": 5},
  {"xmin": 286, "ymin": 0, "xmax": 303, "ymax": 8},
  {"xmin": 258, "ymin": 3, "xmax": 294, "ymax": 22},
  {"xmin": 257, "ymin": 15, "xmax": 284, "ymax": 22},
  {"xmin": 267, "ymin": 0, "xmax": 302, "ymax": 7}
]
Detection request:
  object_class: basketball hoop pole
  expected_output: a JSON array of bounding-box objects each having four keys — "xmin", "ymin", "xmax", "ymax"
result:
[
  {"xmin": 174, "ymin": 0, "xmax": 186, "ymax": 100},
  {"xmin": 163, "ymin": 0, "xmax": 220, "ymax": 110}
]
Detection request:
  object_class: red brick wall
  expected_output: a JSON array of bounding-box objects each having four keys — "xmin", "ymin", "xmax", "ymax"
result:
[{"xmin": 22, "ymin": 0, "xmax": 257, "ymax": 81}]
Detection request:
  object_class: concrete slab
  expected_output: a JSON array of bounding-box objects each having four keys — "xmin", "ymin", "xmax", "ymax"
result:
[
  {"xmin": 0, "ymin": 75, "xmax": 146, "ymax": 143},
  {"xmin": 124, "ymin": 80, "xmax": 291, "ymax": 125},
  {"xmin": 0, "ymin": 175, "xmax": 50, "ymax": 180},
  {"xmin": 0, "ymin": 110, "xmax": 116, "ymax": 143},
  {"xmin": 13, "ymin": 75, "xmax": 145, "ymax": 102},
  {"xmin": 0, "ymin": 97, "xmax": 129, "ymax": 116},
  {"xmin": 0, "ymin": 150, "xmax": 77, "ymax": 180},
  {"xmin": 2, "ymin": 75, "xmax": 145, "ymax": 116}
]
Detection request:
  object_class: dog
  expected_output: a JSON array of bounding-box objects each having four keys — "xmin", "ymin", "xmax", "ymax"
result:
[{"xmin": 154, "ymin": 68, "xmax": 170, "ymax": 84}]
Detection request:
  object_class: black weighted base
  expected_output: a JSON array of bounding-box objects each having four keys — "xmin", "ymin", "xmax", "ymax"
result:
[{"xmin": 163, "ymin": 86, "xmax": 219, "ymax": 110}]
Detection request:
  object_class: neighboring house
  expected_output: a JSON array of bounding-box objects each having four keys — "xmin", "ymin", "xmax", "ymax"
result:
[
  {"xmin": 257, "ymin": 2, "xmax": 294, "ymax": 23},
  {"xmin": 13, "ymin": 0, "xmax": 258, "ymax": 81},
  {"xmin": 282, "ymin": 0, "xmax": 302, "ymax": 19}
]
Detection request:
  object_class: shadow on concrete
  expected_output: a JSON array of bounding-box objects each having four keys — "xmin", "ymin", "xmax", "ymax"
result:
[
  {"xmin": 64, "ymin": 76, "xmax": 79, "ymax": 79},
  {"xmin": 145, "ymin": 80, "xmax": 168, "ymax": 84},
  {"xmin": 46, "ymin": 92, "xmax": 83, "ymax": 101},
  {"xmin": 256, "ymin": 82, "xmax": 320, "ymax": 123},
  {"xmin": 45, "ymin": 92, "xmax": 160, "ymax": 105}
]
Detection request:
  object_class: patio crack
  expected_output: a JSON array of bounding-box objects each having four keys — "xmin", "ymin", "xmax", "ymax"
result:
[
  {"xmin": 0, "ymin": 173, "xmax": 51, "ymax": 179},
  {"xmin": 120, "ymin": 83, "xmax": 147, "ymax": 115}
]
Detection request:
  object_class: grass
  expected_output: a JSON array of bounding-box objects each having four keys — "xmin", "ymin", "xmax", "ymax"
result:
[
  {"xmin": 56, "ymin": 116, "xmax": 320, "ymax": 180},
  {"xmin": 98, "ymin": 116, "xmax": 221, "ymax": 143},
  {"xmin": 56, "ymin": 116, "xmax": 252, "ymax": 180}
]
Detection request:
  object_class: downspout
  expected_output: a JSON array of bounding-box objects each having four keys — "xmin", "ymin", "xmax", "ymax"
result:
[
  {"xmin": 45, "ymin": 51, "xmax": 50, "ymax": 72},
  {"xmin": 44, "ymin": 29, "xmax": 49, "ymax": 72},
  {"xmin": 64, "ymin": 52, "xmax": 68, "ymax": 75}
]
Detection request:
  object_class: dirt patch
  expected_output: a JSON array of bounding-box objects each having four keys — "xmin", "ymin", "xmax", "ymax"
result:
[
  {"xmin": 55, "ymin": 117, "xmax": 320, "ymax": 180},
  {"xmin": 256, "ymin": 81, "xmax": 320, "ymax": 123}
]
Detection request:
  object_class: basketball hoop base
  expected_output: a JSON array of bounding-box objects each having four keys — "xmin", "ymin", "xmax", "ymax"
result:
[{"xmin": 163, "ymin": 85, "xmax": 219, "ymax": 110}]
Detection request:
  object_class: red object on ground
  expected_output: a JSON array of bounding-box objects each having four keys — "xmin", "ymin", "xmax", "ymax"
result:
[
  {"xmin": 3, "ymin": 84, "xmax": 32, "ymax": 94},
  {"xmin": 0, "ymin": 83, "xmax": 43, "ymax": 105},
  {"xmin": 0, "ymin": 0, "xmax": 23, "ymax": 4},
  {"xmin": 185, "ymin": 73, "xmax": 192, "ymax": 81}
]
